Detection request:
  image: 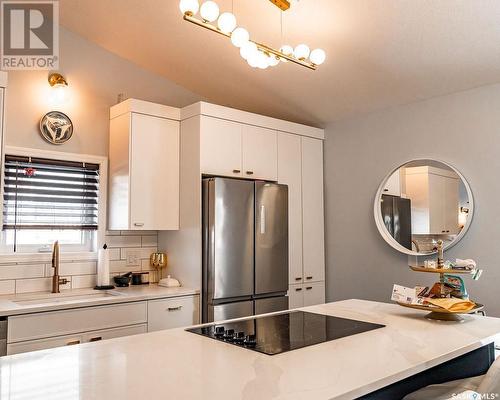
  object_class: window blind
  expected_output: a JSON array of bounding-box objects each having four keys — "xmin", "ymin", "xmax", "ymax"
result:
[{"xmin": 3, "ymin": 155, "xmax": 99, "ymax": 230}]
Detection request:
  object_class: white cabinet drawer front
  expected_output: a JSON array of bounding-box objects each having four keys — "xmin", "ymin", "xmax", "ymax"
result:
[
  {"xmin": 148, "ymin": 295, "xmax": 200, "ymax": 332},
  {"xmin": 7, "ymin": 324, "xmax": 147, "ymax": 355},
  {"xmin": 8, "ymin": 302, "xmax": 147, "ymax": 343},
  {"xmin": 82, "ymin": 324, "xmax": 147, "ymax": 343}
]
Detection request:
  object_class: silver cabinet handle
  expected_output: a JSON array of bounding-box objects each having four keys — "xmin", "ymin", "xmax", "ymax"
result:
[
  {"xmin": 134, "ymin": 223, "xmax": 144, "ymax": 227},
  {"xmin": 167, "ymin": 306, "xmax": 183, "ymax": 311}
]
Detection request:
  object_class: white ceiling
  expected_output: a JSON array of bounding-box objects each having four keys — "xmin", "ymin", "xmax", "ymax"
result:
[{"xmin": 60, "ymin": 0, "xmax": 500, "ymax": 127}]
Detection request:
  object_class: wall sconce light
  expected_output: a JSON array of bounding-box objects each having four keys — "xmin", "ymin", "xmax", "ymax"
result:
[{"xmin": 48, "ymin": 72, "xmax": 68, "ymax": 106}]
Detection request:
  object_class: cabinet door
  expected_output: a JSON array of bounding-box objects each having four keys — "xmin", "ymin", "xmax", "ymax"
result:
[
  {"xmin": 303, "ymin": 281, "xmax": 325, "ymax": 307},
  {"xmin": 288, "ymin": 284, "xmax": 304, "ymax": 309},
  {"xmin": 429, "ymin": 174, "xmax": 446, "ymax": 234},
  {"xmin": 278, "ymin": 133, "xmax": 303, "ymax": 284},
  {"xmin": 241, "ymin": 125, "xmax": 278, "ymax": 181},
  {"xmin": 147, "ymin": 295, "xmax": 200, "ymax": 332},
  {"xmin": 301, "ymin": 138, "xmax": 325, "ymax": 283},
  {"xmin": 130, "ymin": 113, "xmax": 180, "ymax": 230},
  {"xmin": 200, "ymin": 116, "xmax": 242, "ymax": 177},
  {"xmin": 444, "ymin": 177, "xmax": 459, "ymax": 234}
]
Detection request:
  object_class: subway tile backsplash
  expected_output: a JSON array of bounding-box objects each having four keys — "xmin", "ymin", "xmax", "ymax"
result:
[{"xmin": 0, "ymin": 231, "xmax": 158, "ymax": 295}]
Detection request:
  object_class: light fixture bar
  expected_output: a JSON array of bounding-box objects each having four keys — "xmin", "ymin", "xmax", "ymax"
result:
[
  {"xmin": 269, "ymin": 0, "xmax": 290, "ymax": 11},
  {"xmin": 183, "ymin": 14, "xmax": 317, "ymax": 70}
]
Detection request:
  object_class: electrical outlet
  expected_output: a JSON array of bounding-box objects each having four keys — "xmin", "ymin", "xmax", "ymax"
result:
[{"xmin": 125, "ymin": 250, "xmax": 141, "ymax": 267}]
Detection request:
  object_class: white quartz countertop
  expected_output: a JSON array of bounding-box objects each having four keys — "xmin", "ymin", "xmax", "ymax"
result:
[
  {"xmin": 1, "ymin": 299, "xmax": 500, "ymax": 400},
  {"xmin": 0, "ymin": 284, "xmax": 199, "ymax": 316}
]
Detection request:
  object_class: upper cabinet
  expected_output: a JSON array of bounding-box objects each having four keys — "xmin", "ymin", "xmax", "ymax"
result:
[
  {"xmin": 200, "ymin": 116, "xmax": 242, "ymax": 178},
  {"xmin": 199, "ymin": 116, "xmax": 277, "ymax": 181},
  {"xmin": 406, "ymin": 166, "xmax": 460, "ymax": 235},
  {"xmin": 109, "ymin": 99, "xmax": 180, "ymax": 231}
]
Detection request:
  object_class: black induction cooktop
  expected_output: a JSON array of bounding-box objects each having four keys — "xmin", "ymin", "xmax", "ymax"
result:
[{"xmin": 186, "ymin": 311, "xmax": 385, "ymax": 355}]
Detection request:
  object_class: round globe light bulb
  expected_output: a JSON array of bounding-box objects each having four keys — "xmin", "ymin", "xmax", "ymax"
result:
[
  {"xmin": 50, "ymin": 84, "xmax": 69, "ymax": 106},
  {"xmin": 217, "ymin": 12, "xmax": 236, "ymax": 34},
  {"xmin": 231, "ymin": 27, "xmax": 249, "ymax": 48},
  {"xmin": 268, "ymin": 55, "xmax": 280, "ymax": 67},
  {"xmin": 257, "ymin": 51, "xmax": 269, "ymax": 69},
  {"xmin": 179, "ymin": 0, "xmax": 200, "ymax": 15},
  {"xmin": 240, "ymin": 41, "xmax": 258, "ymax": 60},
  {"xmin": 310, "ymin": 48, "xmax": 326, "ymax": 65},
  {"xmin": 279, "ymin": 45, "xmax": 293, "ymax": 62},
  {"xmin": 200, "ymin": 1, "xmax": 219, "ymax": 22},
  {"xmin": 294, "ymin": 44, "xmax": 310, "ymax": 60},
  {"xmin": 247, "ymin": 53, "xmax": 259, "ymax": 68}
]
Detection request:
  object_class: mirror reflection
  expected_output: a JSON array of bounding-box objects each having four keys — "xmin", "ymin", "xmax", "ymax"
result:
[{"xmin": 379, "ymin": 160, "xmax": 471, "ymax": 254}]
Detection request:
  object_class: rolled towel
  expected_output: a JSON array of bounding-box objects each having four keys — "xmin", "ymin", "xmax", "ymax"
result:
[
  {"xmin": 426, "ymin": 298, "xmax": 476, "ymax": 312},
  {"xmin": 455, "ymin": 259, "xmax": 477, "ymax": 269}
]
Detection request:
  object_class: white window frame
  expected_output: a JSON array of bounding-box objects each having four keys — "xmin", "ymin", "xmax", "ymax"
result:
[{"xmin": 0, "ymin": 146, "xmax": 107, "ymax": 262}]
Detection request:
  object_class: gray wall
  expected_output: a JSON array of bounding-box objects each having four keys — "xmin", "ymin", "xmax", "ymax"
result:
[
  {"xmin": 324, "ymin": 83, "xmax": 500, "ymax": 317},
  {"xmin": 4, "ymin": 28, "xmax": 201, "ymax": 156}
]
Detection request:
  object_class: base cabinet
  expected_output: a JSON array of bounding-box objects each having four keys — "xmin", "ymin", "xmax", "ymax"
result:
[
  {"xmin": 288, "ymin": 282, "xmax": 326, "ymax": 309},
  {"xmin": 6, "ymin": 295, "xmax": 199, "ymax": 356}
]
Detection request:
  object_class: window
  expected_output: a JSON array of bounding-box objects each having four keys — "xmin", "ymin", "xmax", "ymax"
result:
[{"xmin": 1, "ymin": 154, "xmax": 100, "ymax": 253}]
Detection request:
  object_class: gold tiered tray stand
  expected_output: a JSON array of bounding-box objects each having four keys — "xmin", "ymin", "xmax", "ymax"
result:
[{"xmin": 398, "ymin": 266, "xmax": 483, "ymax": 322}]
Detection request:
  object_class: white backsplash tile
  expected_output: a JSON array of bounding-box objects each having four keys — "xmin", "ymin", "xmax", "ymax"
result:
[
  {"xmin": 72, "ymin": 275, "xmax": 97, "ymax": 289},
  {"xmin": 0, "ymin": 231, "xmax": 158, "ymax": 294},
  {"xmin": 0, "ymin": 264, "xmax": 44, "ymax": 280}
]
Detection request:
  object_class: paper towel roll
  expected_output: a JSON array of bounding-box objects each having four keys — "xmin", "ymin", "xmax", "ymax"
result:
[{"xmin": 97, "ymin": 247, "xmax": 110, "ymax": 287}]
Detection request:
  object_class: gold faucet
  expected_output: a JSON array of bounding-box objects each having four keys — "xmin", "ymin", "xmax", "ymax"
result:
[{"xmin": 51, "ymin": 241, "xmax": 68, "ymax": 293}]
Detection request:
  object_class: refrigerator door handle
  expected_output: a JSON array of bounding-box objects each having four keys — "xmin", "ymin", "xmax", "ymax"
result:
[{"xmin": 260, "ymin": 205, "xmax": 266, "ymax": 234}]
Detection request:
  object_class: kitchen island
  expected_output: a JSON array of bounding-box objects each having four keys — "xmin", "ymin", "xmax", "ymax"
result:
[{"xmin": 1, "ymin": 299, "xmax": 499, "ymax": 400}]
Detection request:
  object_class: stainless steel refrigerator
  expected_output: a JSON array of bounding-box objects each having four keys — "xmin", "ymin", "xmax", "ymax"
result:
[
  {"xmin": 202, "ymin": 177, "xmax": 289, "ymax": 323},
  {"xmin": 380, "ymin": 194, "xmax": 412, "ymax": 250}
]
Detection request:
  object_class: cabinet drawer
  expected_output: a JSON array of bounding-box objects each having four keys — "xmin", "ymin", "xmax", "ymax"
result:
[
  {"xmin": 148, "ymin": 295, "xmax": 199, "ymax": 332},
  {"xmin": 8, "ymin": 301, "xmax": 147, "ymax": 343},
  {"xmin": 303, "ymin": 281, "xmax": 326, "ymax": 307},
  {"xmin": 7, "ymin": 324, "xmax": 147, "ymax": 355}
]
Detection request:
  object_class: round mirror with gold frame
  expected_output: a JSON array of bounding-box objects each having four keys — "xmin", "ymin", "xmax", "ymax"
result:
[{"xmin": 374, "ymin": 159, "xmax": 474, "ymax": 256}]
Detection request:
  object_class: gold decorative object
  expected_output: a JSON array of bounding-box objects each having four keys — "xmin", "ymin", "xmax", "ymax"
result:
[
  {"xmin": 150, "ymin": 252, "xmax": 167, "ymax": 282},
  {"xmin": 48, "ymin": 73, "xmax": 67, "ymax": 87},
  {"xmin": 269, "ymin": 0, "xmax": 290, "ymax": 11}
]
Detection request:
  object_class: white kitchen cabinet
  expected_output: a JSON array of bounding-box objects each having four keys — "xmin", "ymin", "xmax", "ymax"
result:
[
  {"xmin": 8, "ymin": 302, "xmax": 147, "ymax": 343},
  {"xmin": 147, "ymin": 295, "xmax": 200, "ymax": 332},
  {"xmin": 383, "ymin": 170, "xmax": 401, "ymax": 196},
  {"xmin": 200, "ymin": 116, "xmax": 242, "ymax": 177},
  {"xmin": 288, "ymin": 281, "xmax": 326, "ymax": 309},
  {"xmin": 241, "ymin": 125, "xmax": 277, "ymax": 180},
  {"xmin": 301, "ymin": 137, "xmax": 326, "ymax": 283},
  {"xmin": 199, "ymin": 116, "xmax": 278, "ymax": 181},
  {"xmin": 278, "ymin": 133, "xmax": 303, "ymax": 285},
  {"xmin": 303, "ymin": 281, "xmax": 326, "ymax": 307},
  {"xmin": 109, "ymin": 99, "xmax": 180, "ymax": 230},
  {"xmin": 7, "ymin": 324, "xmax": 147, "ymax": 355},
  {"xmin": 288, "ymin": 284, "xmax": 304, "ymax": 309},
  {"xmin": 406, "ymin": 166, "xmax": 460, "ymax": 235}
]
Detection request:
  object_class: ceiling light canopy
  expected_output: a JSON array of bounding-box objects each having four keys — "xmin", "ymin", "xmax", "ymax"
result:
[{"xmin": 179, "ymin": 0, "xmax": 326, "ymax": 71}]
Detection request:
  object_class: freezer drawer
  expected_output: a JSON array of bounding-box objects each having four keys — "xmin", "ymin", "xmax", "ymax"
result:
[
  {"xmin": 254, "ymin": 296, "xmax": 289, "ymax": 315},
  {"xmin": 203, "ymin": 178, "xmax": 254, "ymax": 301},
  {"xmin": 210, "ymin": 300, "xmax": 254, "ymax": 322},
  {"xmin": 255, "ymin": 182, "xmax": 289, "ymax": 295}
]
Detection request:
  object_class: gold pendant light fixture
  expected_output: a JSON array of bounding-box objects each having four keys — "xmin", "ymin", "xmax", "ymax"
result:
[{"xmin": 179, "ymin": 0, "xmax": 326, "ymax": 71}]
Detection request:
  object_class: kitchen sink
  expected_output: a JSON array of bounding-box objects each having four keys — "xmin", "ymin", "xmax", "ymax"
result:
[{"xmin": 13, "ymin": 291, "xmax": 123, "ymax": 306}]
